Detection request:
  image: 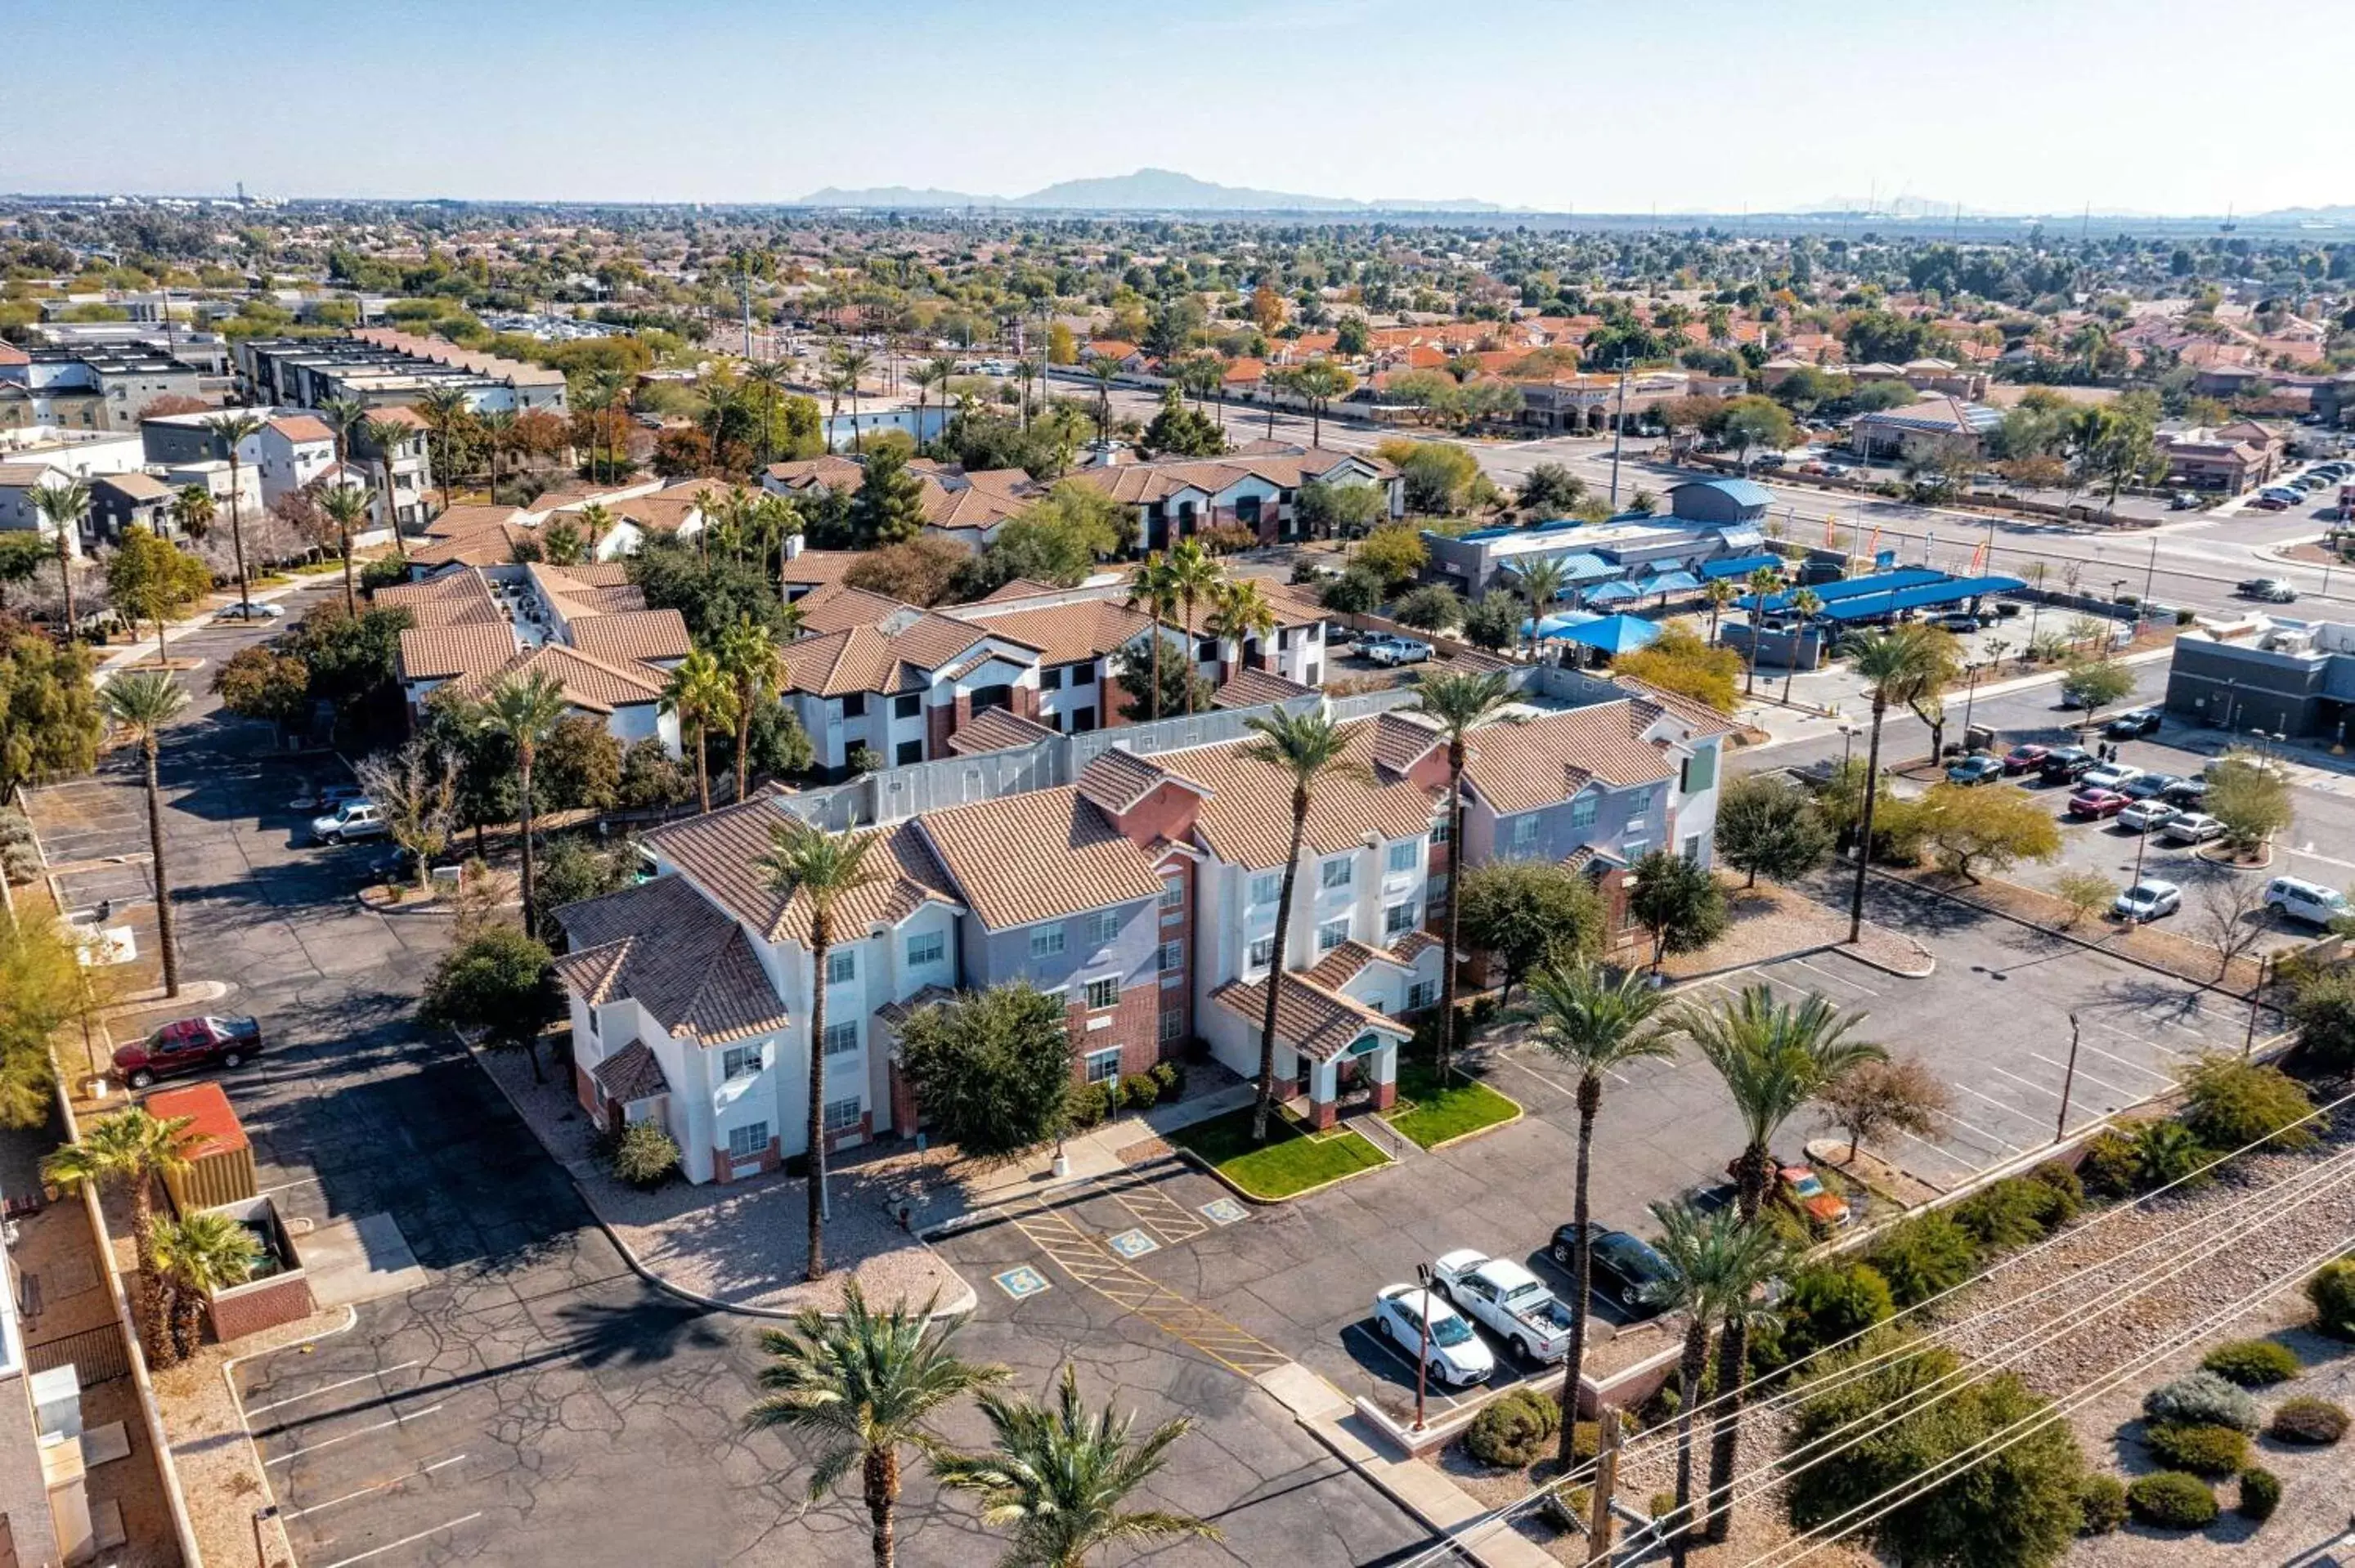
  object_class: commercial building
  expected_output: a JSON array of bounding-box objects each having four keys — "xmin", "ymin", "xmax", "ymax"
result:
[{"xmin": 2161, "ymin": 617, "xmax": 2355, "ymax": 746}]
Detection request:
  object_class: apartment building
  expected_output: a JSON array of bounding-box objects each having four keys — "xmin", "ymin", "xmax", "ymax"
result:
[{"xmin": 236, "ymin": 329, "xmax": 567, "ymax": 415}]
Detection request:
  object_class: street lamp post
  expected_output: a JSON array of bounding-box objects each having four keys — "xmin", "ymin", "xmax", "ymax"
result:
[
  {"xmin": 1412, "ymin": 1262, "xmax": 1433, "ymax": 1433},
  {"xmin": 1959, "ymin": 661, "xmax": 1985, "ymax": 739},
  {"xmin": 2055, "ymin": 1014, "xmax": 2081, "ymax": 1142}
]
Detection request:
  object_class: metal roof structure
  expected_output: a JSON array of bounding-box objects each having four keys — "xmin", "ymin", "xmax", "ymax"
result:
[
  {"xmin": 1699, "ymin": 552, "xmax": 1783, "ymax": 580},
  {"xmin": 1740, "ymin": 567, "xmax": 1946, "ymax": 612},
  {"xmin": 1812, "ymin": 574, "xmax": 2025, "ymax": 622},
  {"xmin": 1560, "ymin": 615, "xmax": 1662, "ymax": 656}
]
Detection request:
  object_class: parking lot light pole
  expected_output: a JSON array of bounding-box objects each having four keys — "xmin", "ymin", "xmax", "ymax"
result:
[
  {"xmin": 1412, "ymin": 1264, "xmax": 1433, "ymax": 1433},
  {"xmin": 2055, "ymin": 1014, "xmax": 2081, "ymax": 1142},
  {"xmin": 2245, "ymin": 951, "xmax": 2270, "ymax": 1058}
]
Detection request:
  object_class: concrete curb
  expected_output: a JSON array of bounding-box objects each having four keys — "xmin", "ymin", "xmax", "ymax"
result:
[
  {"xmin": 459, "ymin": 1033, "xmax": 977, "ymax": 1323},
  {"xmin": 1834, "ymin": 937, "xmax": 1938, "ymax": 979},
  {"xmin": 1166, "ymin": 1130, "xmax": 1396, "ymax": 1207},
  {"xmin": 215, "ymin": 1306, "xmax": 361, "ymax": 1568}
]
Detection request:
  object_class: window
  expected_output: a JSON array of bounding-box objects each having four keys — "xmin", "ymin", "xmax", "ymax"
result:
[
  {"xmin": 1622, "ymin": 840, "xmax": 1648, "ymax": 862},
  {"xmin": 1160, "ymin": 940, "xmax": 1183, "ymax": 972},
  {"xmin": 1084, "ymin": 976, "xmax": 1120, "ymax": 1011},
  {"xmin": 1429, "ymin": 815, "xmax": 1451, "ymax": 845},
  {"xmin": 1070, "ymin": 662, "xmax": 1095, "ymax": 686},
  {"xmin": 823, "ymin": 1020, "xmax": 859, "ymax": 1057},
  {"xmin": 1317, "ymin": 917, "xmax": 1350, "ymax": 953},
  {"xmin": 906, "ymin": 930, "xmax": 944, "ymax": 968},
  {"xmin": 1085, "ymin": 1046, "xmax": 1122, "ymax": 1084},
  {"xmin": 1386, "ymin": 840, "xmax": 1417, "ymax": 873},
  {"xmin": 826, "ymin": 948, "xmax": 855, "ymax": 984},
  {"xmin": 822, "ymin": 1097, "xmax": 863, "ymax": 1133},
  {"xmin": 1683, "ymin": 834, "xmax": 1703, "ymax": 864},
  {"xmin": 895, "ymin": 739, "xmax": 922, "ymax": 766},
  {"xmin": 1160, "ymin": 1009, "xmax": 1186, "ymax": 1043},
  {"xmin": 1384, "ymin": 902, "xmax": 1418, "ymax": 937},
  {"xmin": 1426, "ymin": 873, "xmax": 1450, "ymax": 908},
  {"xmin": 728, "ymin": 1122, "xmax": 770, "ymax": 1160},
  {"xmin": 1509, "ymin": 816, "xmax": 1540, "ymax": 853},
  {"xmin": 1680, "ymin": 748, "xmax": 1716, "ymax": 794},
  {"xmin": 1160, "ymin": 873, "xmax": 1185, "ymax": 909},
  {"xmin": 1250, "ymin": 871, "xmax": 1282, "ymax": 906},
  {"xmin": 1030, "ymin": 925, "xmax": 1065, "ymax": 959},
  {"xmin": 1248, "ymin": 934, "xmax": 1276, "ymax": 970},
  {"xmin": 721, "ymin": 1045, "xmax": 764, "ymax": 1080},
  {"xmin": 1070, "ymin": 707, "xmax": 1097, "ymax": 733},
  {"xmin": 1569, "ymin": 793, "xmax": 1599, "ymax": 830},
  {"xmin": 1320, "ymin": 856, "xmax": 1353, "ymax": 890},
  {"xmin": 842, "ymin": 693, "xmax": 867, "ymax": 719},
  {"xmin": 1040, "ymin": 665, "xmax": 1063, "ymax": 692},
  {"xmin": 893, "ymin": 692, "xmax": 921, "ymax": 720},
  {"xmin": 1407, "ymin": 980, "xmax": 1436, "ymax": 1011},
  {"xmin": 1087, "ymin": 909, "xmax": 1122, "ymax": 948}
]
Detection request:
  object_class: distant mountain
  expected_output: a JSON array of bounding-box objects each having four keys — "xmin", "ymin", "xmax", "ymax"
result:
[{"xmin": 792, "ymin": 168, "xmax": 1503, "ymax": 213}]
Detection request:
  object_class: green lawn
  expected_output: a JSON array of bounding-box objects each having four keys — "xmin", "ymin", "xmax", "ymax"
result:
[
  {"xmin": 1169, "ymin": 1106, "xmax": 1389, "ymax": 1200},
  {"xmin": 1384, "ymin": 1057, "xmax": 1521, "ymax": 1149}
]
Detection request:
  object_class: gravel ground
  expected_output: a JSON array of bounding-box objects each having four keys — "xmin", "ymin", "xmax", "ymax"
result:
[{"xmin": 1657, "ymin": 878, "xmax": 1931, "ymax": 983}]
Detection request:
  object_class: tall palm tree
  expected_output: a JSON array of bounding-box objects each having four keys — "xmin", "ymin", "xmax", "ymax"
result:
[
  {"xmin": 361, "ymin": 414, "xmax": 413, "ymax": 556},
  {"xmin": 913, "ymin": 356, "xmax": 958, "ymax": 452},
  {"xmin": 1674, "ymin": 983, "xmax": 1884, "ymax": 1539},
  {"xmin": 829, "ymin": 346, "xmax": 875, "ymax": 450},
  {"xmin": 1740, "ymin": 565, "xmax": 1783, "ymax": 698},
  {"xmin": 1516, "ymin": 555, "xmax": 1569, "ymax": 659},
  {"xmin": 1123, "ymin": 553, "xmax": 1183, "ymax": 723},
  {"xmin": 319, "ymin": 484, "xmax": 369, "ymax": 615},
  {"xmin": 101, "ymin": 670, "xmax": 191, "ymax": 997},
  {"xmin": 1203, "ymin": 576, "xmax": 1276, "ymax": 685},
  {"xmin": 477, "ymin": 406, "xmax": 518, "ymax": 494},
  {"xmin": 415, "ymin": 387, "xmax": 472, "ymax": 514},
  {"xmin": 1085, "ymin": 356, "xmax": 1122, "ymax": 441},
  {"xmin": 1702, "ymin": 576, "xmax": 1738, "ymax": 647},
  {"xmin": 169, "ymin": 482, "xmax": 214, "ymax": 542},
  {"xmin": 701, "ymin": 383, "xmax": 742, "ymax": 473},
  {"xmin": 660, "ymin": 649, "xmax": 738, "ymax": 814},
  {"xmin": 1780, "ymin": 587, "xmax": 1823, "ymax": 704},
  {"xmin": 43, "ymin": 1108, "xmax": 196, "ymax": 1360},
  {"xmin": 1843, "ymin": 625, "xmax": 1951, "ymax": 943},
  {"xmin": 478, "ymin": 669, "xmax": 569, "ymax": 939},
  {"xmin": 1638, "ymin": 1200, "xmax": 1789, "ymax": 1568},
  {"xmin": 934, "ymin": 1365, "xmax": 1220, "ymax": 1568},
  {"xmin": 1161, "ymin": 539, "xmax": 1220, "ymax": 716},
  {"xmin": 716, "ymin": 616, "xmax": 786, "ymax": 801},
  {"xmin": 28, "ymin": 480, "xmax": 92, "ymax": 638},
  {"xmin": 319, "ymin": 394, "xmax": 369, "ymax": 473},
  {"xmin": 1523, "ymin": 960, "xmax": 1676, "ymax": 1463},
  {"xmin": 744, "ymin": 1284, "xmax": 1005, "ymax": 1568},
  {"xmin": 755, "ymin": 820, "xmax": 880, "ymax": 1282},
  {"xmin": 151, "ymin": 1208, "xmax": 258, "ymax": 1364},
  {"xmin": 743, "ymin": 359, "xmax": 793, "ymax": 468},
  {"xmin": 204, "ymin": 410, "xmax": 267, "ymax": 617},
  {"xmin": 1410, "ymin": 670, "xmax": 1516, "ymax": 1077},
  {"xmin": 1238, "ymin": 711, "xmax": 1372, "ymax": 1142},
  {"xmin": 754, "ymin": 493, "xmax": 803, "ymax": 598}
]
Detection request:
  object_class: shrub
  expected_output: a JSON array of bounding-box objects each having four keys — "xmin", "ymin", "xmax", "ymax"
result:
[
  {"xmin": 2077, "ymin": 1129, "xmax": 2140, "ymax": 1198},
  {"xmin": 608, "ymin": 1121, "xmax": 681, "ymax": 1189},
  {"xmin": 2308, "ymin": 1259, "xmax": 2355, "ymax": 1339},
  {"xmin": 2200, "ymin": 1339, "xmax": 2300, "ymax": 1387},
  {"xmin": 1066, "ymin": 1082, "xmax": 1110, "ymax": 1131},
  {"xmin": 1954, "ymin": 1178, "xmax": 2051, "ymax": 1250},
  {"xmin": 1868, "ymin": 1212, "xmax": 1980, "ymax": 1306},
  {"xmin": 2235, "ymin": 1465, "xmax": 2281, "ymax": 1521},
  {"xmin": 2025, "ymin": 1160, "xmax": 2084, "ymax": 1221},
  {"xmin": 2143, "ymin": 1370, "xmax": 2259, "ymax": 1433},
  {"xmin": 1462, "ymin": 1387, "xmax": 1559, "ymax": 1468},
  {"xmin": 2144, "ymin": 1421, "xmax": 2248, "ymax": 1476},
  {"xmin": 1149, "ymin": 1060, "xmax": 1185, "ymax": 1098},
  {"xmin": 2268, "ymin": 1396, "xmax": 2348, "ymax": 1445},
  {"xmin": 2077, "ymin": 1473, "xmax": 2127, "ymax": 1534},
  {"xmin": 2125, "ymin": 1472, "xmax": 2218, "ymax": 1529},
  {"xmin": 2132, "ymin": 1120, "xmax": 2216, "ymax": 1190},
  {"xmin": 2180, "ymin": 1056, "xmax": 2320, "ymax": 1154},
  {"xmin": 1649, "ymin": 1491, "xmax": 1684, "ymax": 1526},
  {"xmin": 1119, "ymin": 1073, "xmax": 1161, "ymax": 1112},
  {"xmin": 1775, "ymin": 1263, "xmax": 1895, "ymax": 1364}
]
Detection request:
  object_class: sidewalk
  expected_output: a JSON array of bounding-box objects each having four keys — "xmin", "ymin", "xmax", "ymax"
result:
[{"xmin": 928, "ymin": 1076, "xmax": 1258, "ymax": 1229}]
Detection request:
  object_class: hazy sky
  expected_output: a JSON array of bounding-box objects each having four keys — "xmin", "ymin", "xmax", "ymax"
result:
[{"xmin": 8, "ymin": 0, "xmax": 2349, "ymax": 215}]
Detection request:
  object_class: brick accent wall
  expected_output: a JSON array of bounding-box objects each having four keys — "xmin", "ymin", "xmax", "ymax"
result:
[
  {"xmin": 573, "ymin": 1061, "xmax": 601, "ymax": 1121},
  {"xmin": 209, "ymin": 1273, "xmax": 315, "ymax": 1342},
  {"xmin": 709, "ymin": 1131, "xmax": 783, "ymax": 1185},
  {"xmin": 1064, "ymin": 983, "xmax": 1167, "ymax": 1084}
]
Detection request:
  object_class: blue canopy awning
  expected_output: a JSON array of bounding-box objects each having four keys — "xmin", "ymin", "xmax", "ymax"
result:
[
  {"xmin": 1740, "ymin": 567, "xmax": 1948, "ymax": 613},
  {"xmin": 1505, "ymin": 552, "xmax": 1616, "ymax": 586},
  {"xmin": 1523, "ymin": 611, "xmax": 1601, "ymax": 640},
  {"xmin": 1814, "ymin": 574, "xmax": 2028, "ymax": 622},
  {"xmin": 1645, "ymin": 570, "xmax": 1704, "ymax": 595},
  {"xmin": 1700, "ymin": 552, "xmax": 1783, "ymax": 581},
  {"xmin": 1561, "ymin": 615, "xmax": 1662, "ymax": 656},
  {"xmin": 1584, "ymin": 580, "xmax": 1643, "ymax": 604}
]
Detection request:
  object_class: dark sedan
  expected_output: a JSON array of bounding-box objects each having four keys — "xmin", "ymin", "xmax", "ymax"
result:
[
  {"xmin": 2038, "ymin": 747, "xmax": 2098, "ymax": 785},
  {"xmin": 112, "ymin": 1015, "xmax": 262, "ymax": 1090},
  {"xmin": 1550, "ymin": 1221, "xmax": 1672, "ymax": 1315},
  {"xmin": 2103, "ymin": 710, "xmax": 2163, "ymax": 740}
]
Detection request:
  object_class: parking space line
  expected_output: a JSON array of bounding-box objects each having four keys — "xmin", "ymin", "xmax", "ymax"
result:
[
  {"xmin": 1785, "ymin": 956, "xmax": 1882, "ymax": 997},
  {"xmin": 2085, "ymin": 1018, "xmax": 2198, "ymax": 1059},
  {"xmin": 316, "ymin": 1512, "xmax": 484, "ymax": 1568},
  {"xmin": 263, "ymin": 1404, "xmax": 442, "ymax": 1466},
  {"xmin": 1945, "ymin": 1086, "xmax": 2034, "ymax": 1149},
  {"xmin": 1339, "ymin": 1323, "xmax": 1471, "ymax": 1413},
  {"xmin": 246, "ymin": 1360, "xmax": 420, "ymax": 1417},
  {"xmin": 1086, "ymin": 1173, "xmax": 1209, "ymax": 1244},
  {"xmin": 2025, "ymin": 1046, "xmax": 2164, "ymax": 1099},
  {"xmin": 283, "ymin": 1454, "xmax": 469, "ymax": 1520},
  {"xmin": 1983, "ymin": 1062, "xmax": 2066, "ymax": 1104}
]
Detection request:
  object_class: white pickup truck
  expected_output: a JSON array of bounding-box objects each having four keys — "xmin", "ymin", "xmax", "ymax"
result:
[
  {"xmin": 1360, "ymin": 632, "xmax": 1433, "ymax": 667},
  {"xmin": 1432, "ymin": 1249, "xmax": 1578, "ymax": 1363}
]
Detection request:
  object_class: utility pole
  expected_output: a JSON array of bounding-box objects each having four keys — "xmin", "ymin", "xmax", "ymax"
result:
[
  {"xmin": 2143, "ymin": 535, "xmax": 2159, "ymax": 612},
  {"xmin": 1607, "ymin": 356, "xmax": 1630, "ymax": 510},
  {"xmin": 2245, "ymin": 951, "xmax": 2269, "ymax": 1057},
  {"xmin": 2055, "ymin": 1014, "xmax": 2081, "ymax": 1141},
  {"xmin": 1585, "ymin": 1407, "xmax": 1621, "ymax": 1564}
]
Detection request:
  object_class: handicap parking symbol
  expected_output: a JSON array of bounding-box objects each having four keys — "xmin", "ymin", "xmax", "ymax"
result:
[
  {"xmin": 1106, "ymin": 1228, "xmax": 1160, "ymax": 1260},
  {"xmin": 1199, "ymin": 1197, "xmax": 1248, "ymax": 1226},
  {"xmin": 994, "ymin": 1266, "xmax": 1050, "ymax": 1301}
]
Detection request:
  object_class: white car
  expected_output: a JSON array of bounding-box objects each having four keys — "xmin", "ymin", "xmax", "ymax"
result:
[
  {"xmin": 1432, "ymin": 1250, "xmax": 1578, "ymax": 1364},
  {"xmin": 216, "ymin": 601, "xmax": 286, "ymax": 621},
  {"xmin": 1361, "ymin": 634, "xmax": 1434, "ymax": 667},
  {"xmin": 1371, "ymin": 1284, "xmax": 1494, "ymax": 1387},
  {"xmin": 2266, "ymin": 876, "xmax": 2350, "ymax": 926},
  {"xmin": 310, "ymin": 800, "xmax": 387, "ymax": 844},
  {"xmin": 2079, "ymin": 764, "xmax": 2142, "ymax": 793},
  {"xmin": 2113, "ymin": 879, "xmax": 2182, "ymax": 923},
  {"xmin": 2161, "ymin": 813, "xmax": 2225, "ymax": 845},
  {"xmin": 2115, "ymin": 800, "xmax": 2179, "ymax": 834}
]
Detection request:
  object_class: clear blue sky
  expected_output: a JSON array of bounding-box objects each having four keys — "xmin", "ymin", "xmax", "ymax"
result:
[{"xmin": 7, "ymin": 0, "xmax": 2348, "ymax": 215}]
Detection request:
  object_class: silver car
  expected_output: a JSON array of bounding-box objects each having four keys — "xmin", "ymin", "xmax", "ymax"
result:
[
  {"xmin": 2161, "ymin": 813, "xmax": 2225, "ymax": 845},
  {"xmin": 2113, "ymin": 879, "xmax": 2182, "ymax": 923}
]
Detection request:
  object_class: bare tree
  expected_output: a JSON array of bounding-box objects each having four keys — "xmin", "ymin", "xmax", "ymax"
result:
[
  {"xmin": 1817, "ymin": 1056, "xmax": 1950, "ymax": 1167},
  {"xmin": 2191, "ymin": 872, "xmax": 2269, "ymax": 980},
  {"xmin": 355, "ymin": 741, "xmax": 458, "ymax": 894}
]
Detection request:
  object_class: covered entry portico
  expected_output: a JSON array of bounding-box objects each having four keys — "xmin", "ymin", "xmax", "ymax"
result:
[{"xmin": 1210, "ymin": 974, "xmax": 1413, "ymax": 1130}]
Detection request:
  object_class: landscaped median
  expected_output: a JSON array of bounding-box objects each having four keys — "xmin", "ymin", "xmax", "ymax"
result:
[
  {"xmin": 1383, "ymin": 1056, "xmax": 1521, "ymax": 1150},
  {"xmin": 1169, "ymin": 1104, "xmax": 1390, "ymax": 1200}
]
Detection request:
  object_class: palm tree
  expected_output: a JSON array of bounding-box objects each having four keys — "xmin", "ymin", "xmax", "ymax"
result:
[
  {"xmin": 1238, "ymin": 711, "xmax": 1372, "ymax": 1141},
  {"xmin": 1741, "ymin": 565, "xmax": 1783, "ymax": 697},
  {"xmin": 1161, "ymin": 540, "xmax": 1220, "ymax": 716},
  {"xmin": 701, "ymin": 383, "xmax": 742, "ymax": 473},
  {"xmin": 1085, "ymin": 357, "xmax": 1122, "ymax": 441},
  {"xmin": 415, "ymin": 387, "xmax": 472, "ymax": 514},
  {"xmin": 934, "ymin": 1365, "xmax": 1220, "ymax": 1568},
  {"xmin": 660, "ymin": 650, "xmax": 738, "ymax": 814},
  {"xmin": 744, "ymin": 1284, "xmax": 1005, "ymax": 1568},
  {"xmin": 151, "ymin": 1209, "xmax": 258, "ymax": 1363},
  {"xmin": 1843, "ymin": 625, "xmax": 1952, "ymax": 943},
  {"xmin": 1781, "ymin": 587, "xmax": 1822, "ymax": 704},
  {"xmin": 1519, "ymin": 959, "xmax": 1677, "ymax": 1464},
  {"xmin": 43, "ymin": 1109, "xmax": 196, "ymax": 1360},
  {"xmin": 716, "ymin": 616, "xmax": 787, "ymax": 802},
  {"xmin": 1673, "ymin": 983, "xmax": 1884, "ymax": 1539},
  {"xmin": 1410, "ymin": 670, "xmax": 1516, "ymax": 1077},
  {"xmin": 361, "ymin": 414, "xmax": 413, "ymax": 556},
  {"xmin": 170, "ymin": 482, "xmax": 215, "ymax": 542},
  {"xmin": 319, "ymin": 484, "xmax": 369, "ymax": 615},
  {"xmin": 829, "ymin": 346, "xmax": 875, "ymax": 450},
  {"xmin": 743, "ymin": 359, "xmax": 793, "ymax": 468},
  {"xmin": 1124, "ymin": 553, "xmax": 1183, "ymax": 723},
  {"xmin": 204, "ymin": 410, "xmax": 267, "ymax": 617},
  {"xmin": 1514, "ymin": 555, "xmax": 1570, "ymax": 661},
  {"xmin": 477, "ymin": 406, "xmax": 518, "ymax": 494},
  {"xmin": 1290, "ymin": 361, "xmax": 1354, "ymax": 447},
  {"xmin": 101, "ymin": 670, "xmax": 191, "ymax": 997},
  {"xmin": 755, "ymin": 820, "xmax": 880, "ymax": 1282},
  {"xmin": 1203, "ymin": 577, "xmax": 1276, "ymax": 686},
  {"xmin": 319, "ymin": 393, "xmax": 369, "ymax": 474},
  {"xmin": 1702, "ymin": 576, "xmax": 1738, "ymax": 646},
  {"xmin": 913, "ymin": 356, "xmax": 958, "ymax": 452},
  {"xmin": 478, "ymin": 669, "xmax": 569, "ymax": 939},
  {"xmin": 1639, "ymin": 1200, "xmax": 1789, "ymax": 1567},
  {"xmin": 28, "ymin": 480, "xmax": 92, "ymax": 637}
]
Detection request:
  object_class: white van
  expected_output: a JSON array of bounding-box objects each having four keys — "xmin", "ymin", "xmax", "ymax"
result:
[{"xmin": 2264, "ymin": 876, "xmax": 2348, "ymax": 927}]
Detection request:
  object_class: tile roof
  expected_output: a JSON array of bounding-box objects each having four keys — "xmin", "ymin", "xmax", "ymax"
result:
[
  {"xmin": 267, "ymin": 414, "xmax": 335, "ymax": 443},
  {"xmin": 587, "ymin": 1040, "xmax": 673, "ymax": 1101},
  {"xmin": 398, "ymin": 622, "xmax": 520, "ymax": 682},
  {"xmin": 1617, "ymin": 677, "xmax": 1742, "ymax": 739},
  {"xmin": 446, "ymin": 643, "xmax": 665, "ymax": 713},
  {"xmin": 873, "ymin": 984, "xmax": 958, "ymax": 1028},
  {"xmin": 1369, "ymin": 711, "xmax": 1444, "ymax": 779},
  {"xmin": 1169, "ymin": 723, "xmax": 1439, "ymax": 871},
  {"xmin": 1460, "ymin": 703, "xmax": 1680, "ymax": 816},
  {"xmin": 795, "ymin": 585, "xmax": 921, "ymax": 636},
  {"xmin": 554, "ymin": 874, "xmax": 791, "ymax": 1046},
  {"xmin": 373, "ymin": 569, "xmax": 506, "ymax": 628},
  {"xmin": 1303, "ymin": 939, "xmax": 1417, "ymax": 992},
  {"xmin": 95, "ymin": 471, "xmax": 173, "ymax": 501},
  {"xmin": 1213, "ymin": 666, "xmax": 1315, "ymax": 710},
  {"xmin": 1211, "ymin": 973, "xmax": 1411, "ymax": 1064},
  {"xmin": 568, "ymin": 608, "xmax": 692, "ymax": 666},
  {"xmin": 1074, "ymin": 747, "xmax": 1204, "ymax": 817},
  {"xmin": 778, "ymin": 549, "xmax": 864, "ymax": 589},
  {"xmin": 917, "ymin": 786, "xmax": 1169, "ymax": 930},
  {"xmin": 539, "ymin": 561, "xmax": 634, "ymax": 588},
  {"xmin": 958, "ymin": 599, "xmax": 1153, "ymax": 668},
  {"xmin": 647, "ymin": 799, "xmax": 960, "ymax": 946},
  {"xmin": 946, "ymin": 706, "xmax": 1059, "ymax": 755}
]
